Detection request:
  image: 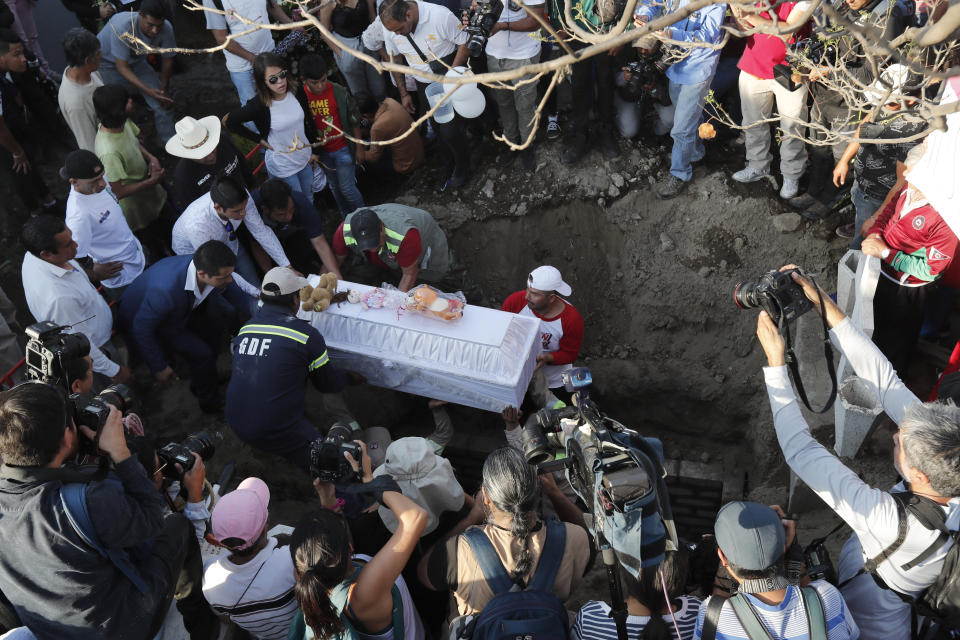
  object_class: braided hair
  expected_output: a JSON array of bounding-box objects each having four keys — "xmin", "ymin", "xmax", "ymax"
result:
[{"xmin": 481, "ymin": 447, "xmax": 542, "ymax": 584}]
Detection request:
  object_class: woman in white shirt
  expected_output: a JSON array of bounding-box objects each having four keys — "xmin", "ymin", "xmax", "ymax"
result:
[{"xmin": 224, "ymin": 52, "xmax": 317, "ymax": 195}]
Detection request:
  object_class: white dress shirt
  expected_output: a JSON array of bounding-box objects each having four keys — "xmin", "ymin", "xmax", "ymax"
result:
[
  {"xmin": 21, "ymin": 252, "xmax": 120, "ymax": 377},
  {"xmin": 382, "ymin": 1, "xmax": 468, "ymax": 73},
  {"xmin": 171, "ymin": 192, "xmax": 289, "ymax": 296},
  {"xmin": 764, "ymin": 317, "xmax": 960, "ymax": 640},
  {"xmin": 184, "ymin": 261, "xmax": 216, "ymax": 309},
  {"xmin": 66, "ymin": 184, "xmax": 145, "ymax": 288}
]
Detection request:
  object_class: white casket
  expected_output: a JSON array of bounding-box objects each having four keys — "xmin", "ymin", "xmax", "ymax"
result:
[{"xmin": 298, "ymin": 278, "xmax": 542, "ymax": 412}]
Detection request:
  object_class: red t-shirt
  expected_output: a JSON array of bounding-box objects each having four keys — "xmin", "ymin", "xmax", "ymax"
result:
[
  {"xmin": 501, "ymin": 290, "xmax": 584, "ymax": 367},
  {"xmin": 304, "ymin": 84, "xmax": 347, "ymax": 153},
  {"xmin": 737, "ymin": 2, "xmax": 800, "ymax": 80},
  {"xmin": 333, "ymin": 223, "xmax": 422, "ymax": 270}
]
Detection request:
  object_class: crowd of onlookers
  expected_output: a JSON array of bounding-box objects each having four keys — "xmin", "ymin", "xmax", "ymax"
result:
[{"xmin": 0, "ymin": 0, "xmax": 959, "ymax": 637}]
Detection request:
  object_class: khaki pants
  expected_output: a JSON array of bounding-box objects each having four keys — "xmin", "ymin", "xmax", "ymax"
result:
[
  {"xmin": 487, "ymin": 52, "xmax": 541, "ymax": 145},
  {"xmin": 739, "ymin": 70, "xmax": 808, "ymax": 180}
]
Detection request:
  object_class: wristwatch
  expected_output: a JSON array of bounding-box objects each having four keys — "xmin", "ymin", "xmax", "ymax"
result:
[{"xmin": 881, "ymin": 248, "xmax": 891, "ymax": 260}]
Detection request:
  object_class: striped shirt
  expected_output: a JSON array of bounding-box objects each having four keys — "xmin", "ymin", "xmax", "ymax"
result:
[
  {"xmin": 572, "ymin": 595, "xmax": 701, "ymax": 640},
  {"xmin": 693, "ymin": 582, "xmax": 860, "ymax": 640},
  {"xmin": 202, "ymin": 537, "xmax": 298, "ymax": 640}
]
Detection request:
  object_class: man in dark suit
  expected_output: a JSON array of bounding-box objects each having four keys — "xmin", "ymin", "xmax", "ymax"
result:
[{"xmin": 118, "ymin": 240, "xmax": 249, "ymax": 411}]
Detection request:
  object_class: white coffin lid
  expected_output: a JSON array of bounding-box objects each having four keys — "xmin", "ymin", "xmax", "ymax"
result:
[{"xmin": 298, "ymin": 278, "xmax": 541, "ymax": 393}]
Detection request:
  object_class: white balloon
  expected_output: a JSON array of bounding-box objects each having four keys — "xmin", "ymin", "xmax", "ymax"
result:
[
  {"xmin": 443, "ymin": 67, "xmax": 473, "ymax": 96},
  {"xmin": 453, "ymin": 88, "xmax": 485, "ymax": 118}
]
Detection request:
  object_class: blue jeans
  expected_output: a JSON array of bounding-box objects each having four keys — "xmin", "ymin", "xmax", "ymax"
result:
[
  {"xmin": 99, "ymin": 62, "xmax": 176, "ymax": 143},
  {"xmin": 667, "ymin": 78, "xmax": 711, "ymax": 181},
  {"xmin": 278, "ymin": 163, "xmax": 315, "ymax": 197},
  {"xmin": 850, "ymin": 181, "xmax": 884, "ymax": 250},
  {"xmin": 317, "ymin": 146, "xmax": 364, "ymax": 217},
  {"xmin": 229, "ymin": 69, "xmax": 257, "ymax": 105}
]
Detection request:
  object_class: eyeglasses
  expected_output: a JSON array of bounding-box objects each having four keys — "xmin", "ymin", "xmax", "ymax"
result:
[
  {"xmin": 224, "ymin": 220, "xmax": 237, "ymax": 242},
  {"xmin": 268, "ymin": 70, "xmax": 288, "ymax": 85}
]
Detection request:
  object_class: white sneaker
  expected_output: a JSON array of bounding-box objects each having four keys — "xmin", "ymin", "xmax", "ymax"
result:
[
  {"xmin": 780, "ymin": 177, "xmax": 800, "ymax": 199},
  {"xmin": 732, "ymin": 166, "xmax": 771, "ymax": 183}
]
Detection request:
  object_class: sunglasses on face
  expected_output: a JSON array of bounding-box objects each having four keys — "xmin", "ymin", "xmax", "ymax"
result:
[
  {"xmin": 225, "ymin": 220, "xmax": 237, "ymax": 242},
  {"xmin": 268, "ymin": 70, "xmax": 288, "ymax": 85}
]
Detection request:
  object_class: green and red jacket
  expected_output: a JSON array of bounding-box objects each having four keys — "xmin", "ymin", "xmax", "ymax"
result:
[{"xmin": 869, "ymin": 184, "xmax": 958, "ymax": 285}]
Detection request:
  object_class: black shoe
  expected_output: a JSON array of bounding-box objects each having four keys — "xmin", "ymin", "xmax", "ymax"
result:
[
  {"xmin": 788, "ymin": 193, "xmax": 817, "ymax": 209},
  {"xmin": 498, "ymin": 151, "xmax": 518, "ymax": 168},
  {"xmin": 435, "ymin": 170, "xmax": 471, "ymax": 193},
  {"xmin": 656, "ymin": 175, "xmax": 688, "ymax": 200},
  {"xmin": 562, "ymin": 136, "xmax": 589, "ymax": 165},
  {"xmin": 801, "ymin": 201, "xmax": 831, "ymax": 221},
  {"xmin": 521, "ymin": 147, "xmax": 536, "ymax": 171},
  {"xmin": 599, "ymin": 129, "xmax": 621, "ymax": 159}
]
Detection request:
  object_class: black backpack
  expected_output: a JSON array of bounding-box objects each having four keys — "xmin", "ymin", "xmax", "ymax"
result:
[{"xmin": 856, "ymin": 492, "xmax": 960, "ymax": 639}]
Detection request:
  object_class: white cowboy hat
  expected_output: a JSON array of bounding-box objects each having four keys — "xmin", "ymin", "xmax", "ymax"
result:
[{"xmin": 165, "ymin": 115, "xmax": 221, "ymax": 160}]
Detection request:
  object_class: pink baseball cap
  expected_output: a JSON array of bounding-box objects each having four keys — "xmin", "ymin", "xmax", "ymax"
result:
[{"xmin": 211, "ymin": 477, "xmax": 270, "ymax": 550}]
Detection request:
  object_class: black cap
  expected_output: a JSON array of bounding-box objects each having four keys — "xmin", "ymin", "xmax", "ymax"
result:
[
  {"xmin": 60, "ymin": 150, "xmax": 104, "ymax": 180},
  {"xmin": 352, "ymin": 208, "xmax": 382, "ymax": 251}
]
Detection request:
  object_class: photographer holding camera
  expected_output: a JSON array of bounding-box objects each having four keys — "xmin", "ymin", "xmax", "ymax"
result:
[
  {"xmin": 695, "ymin": 501, "xmax": 859, "ymax": 639},
  {"xmin": 755, "ymin": 267, "xmax": 960, "ymax": 640},
  {"xmin": 472, "ymin": 0, "xmax": 546, "ymax": 170},
  {"xmin": 0, "ymin": 382, "xmax": 216, "ymax": 639}
]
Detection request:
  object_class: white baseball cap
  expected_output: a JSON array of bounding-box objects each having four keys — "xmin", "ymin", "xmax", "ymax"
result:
[
  {"xmin": 261, "ymin": 267, "xmax": 308, "ymax": 297},
  {"xmin": 527, "ymin": 265, "xmax": 571, "ymax": 296}
]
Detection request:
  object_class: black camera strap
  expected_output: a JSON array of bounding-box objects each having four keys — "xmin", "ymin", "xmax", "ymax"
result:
[{"xmin": 780, "ymin": 282, "xmax": 837, "ymax": 414}]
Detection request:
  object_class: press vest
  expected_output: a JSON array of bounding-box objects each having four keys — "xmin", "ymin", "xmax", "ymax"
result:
[{"xmin": 342, "ymin": 204, "xmax": 450, "ymax": 278}]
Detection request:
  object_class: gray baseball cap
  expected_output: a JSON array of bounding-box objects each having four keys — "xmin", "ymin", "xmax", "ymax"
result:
[{"xmin": 714, "ymin": 501, "xmax": 785, "ymax": 570}]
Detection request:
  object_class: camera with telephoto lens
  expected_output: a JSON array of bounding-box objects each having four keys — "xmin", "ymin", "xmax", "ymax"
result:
[
  {"xmin": 465, "ymin": 0, "xmax": 504, "ymax": 56},
  {"xmin": 157, "ymin": 432, "xmax": 218, "ymax": 479},
  {"xmin": 70, "ymin": 384, "xmax": 133, "ymax": 454},
  {"xmin": 618, "ymin": 54, "xmax": 672, "ymax": 106},
  {"xmin": 518, "ymin": 366, "xmax": 677, "ymax": 583},
  {"xmin": 788, "ymin": 37, "xmax": 837, "ymax": 67},
  {"xmin": 309, "ymin": 423, "xmax": 362, "ymax": 483},
  {"xmin": 733, "ymin": 268, "xmax": 813, "ymax": 325},
  {"xmin": 24, "ymin": 321, "xmax": 91, "ymax": 390}
]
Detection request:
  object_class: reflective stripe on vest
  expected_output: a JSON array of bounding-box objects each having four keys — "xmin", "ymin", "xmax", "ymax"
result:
[
  {"xmin": 309, "ymin": 351, "xmax": 330, "ymax": 371},
  {"xmin": 238, "ymin": 324, "xmax": 309, "ymax": 345},
  {"xmin": 343, "ymin": 223, "xmax": 357, "ymax": 246},
  {"xmin": 383, "ymin": 226, "xmax": 404, "ymax": 254}
]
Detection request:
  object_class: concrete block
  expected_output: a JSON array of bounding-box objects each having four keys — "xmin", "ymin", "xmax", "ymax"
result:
[
  {"xmin": 835, "ymin": 250, "xmax": 880, "ymax": 339},
  {"xmin": 834, "ymin": 372, "xmax": 885, "ymax": 458}
]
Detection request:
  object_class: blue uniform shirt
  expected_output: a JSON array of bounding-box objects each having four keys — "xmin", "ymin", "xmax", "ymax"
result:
[{"xmin": 225, "ymin": 304, "xmax": 346, "ymax": 437}]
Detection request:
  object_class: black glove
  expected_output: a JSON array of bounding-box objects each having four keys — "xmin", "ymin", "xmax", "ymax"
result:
[{"xmin": 343, "ymin": 474, "xmax": 402, "ymax": 505}]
